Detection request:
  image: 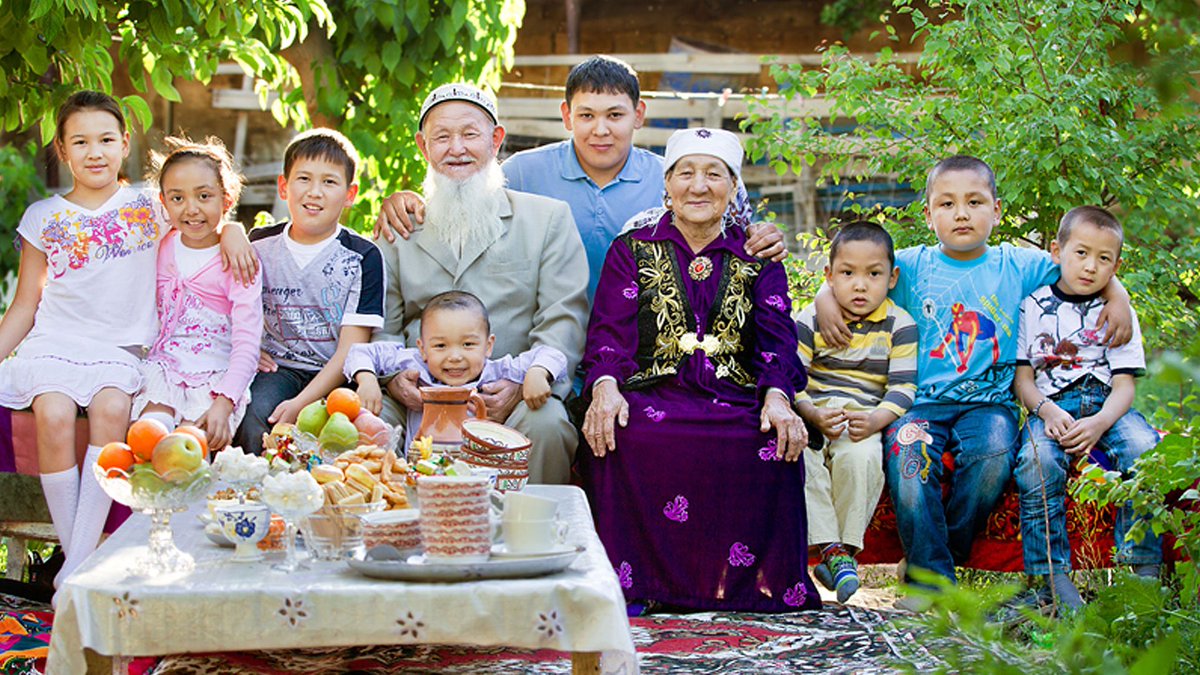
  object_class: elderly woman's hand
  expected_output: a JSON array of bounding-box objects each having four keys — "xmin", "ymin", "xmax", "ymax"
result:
[
  {"xmin": 760, "ymin": 390, "xmax": 808, "ymax": 461},
  {"xmin": 583, "ymin": 379, "xmax": 629, "ymax": 458}
]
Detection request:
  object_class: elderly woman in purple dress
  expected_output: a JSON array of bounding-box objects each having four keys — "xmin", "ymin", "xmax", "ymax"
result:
[{"xmin": 578, "ymin": 128, "xmax": 820, "ymax": 612}]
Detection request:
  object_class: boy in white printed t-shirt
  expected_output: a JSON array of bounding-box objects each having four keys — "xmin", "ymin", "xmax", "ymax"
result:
[
  {"xmin": 1013, "ymin": 205, "xmax": 1161, "ymax": 612},
  {"xmin": 234, "ymin": 129, "xmax": 386, "ymax": 454}
]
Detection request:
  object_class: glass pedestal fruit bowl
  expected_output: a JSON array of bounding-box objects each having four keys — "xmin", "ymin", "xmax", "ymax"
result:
[{"xmin": 93, "ymin": 461, "xmax": 213, "ymax": 576}]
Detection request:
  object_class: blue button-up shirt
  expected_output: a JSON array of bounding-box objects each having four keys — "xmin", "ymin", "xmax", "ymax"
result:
[{"xmin": 503, "ymin": 140, "xmax": 665, "ymax": 301}]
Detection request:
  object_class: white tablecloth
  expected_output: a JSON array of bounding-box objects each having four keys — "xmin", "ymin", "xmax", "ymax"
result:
[{"xmin": 46, "ymin": 485, "xmax": 637, "ymax": 674}]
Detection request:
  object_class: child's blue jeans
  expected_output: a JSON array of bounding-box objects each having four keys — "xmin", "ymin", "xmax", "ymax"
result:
[
  {"xmin": 1015, "ymin": 376, "xmax": 1162, "ymax": 575},
  {"xmin": 884, "ymin": 402, "xmax": 1018, "ymax": 584}
]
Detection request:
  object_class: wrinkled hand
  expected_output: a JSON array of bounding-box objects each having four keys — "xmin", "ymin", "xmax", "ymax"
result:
[
  {"xmin": 356, "ymin": 376, "xmax": 383, "ymax": 416},
  {"xmin": 745, "ymin": 222, "xmax": 788, "ymax": 263},
  {"xmin": 1095, "ymin": 302, "xmax": 1132, "ymax": 348},
  {"xmin": 762, "ymin": 391, "xmax": 807, "ymax": 461},
  {"xmin": 522, "ymin": 368, "xmax": 552, "ymax": 410},
  {"xmin": 385, "ymin": 369, "xmax": 424, "ymax": 411},
  {"xmin": 1060, "ymin": 415, "xmax": 1107, "ymax": 455},
  {"xmin": 373, "ymin": 191, "xmax": 426, "ymax": 243},
  {"xmin": 196, "ymin": 397, "xmax": 234, "ymax": 452},
  {"xmin": 257, "ymin": 350, "xmax": 278, "ymax": 373},
  {"xmin": 584, "ymin": 379, "xmax": 629, "ymax": 457},
  {"xmin": 479, "ymin": 379, "xmax": 521, "ymax": 422},
  {"xmin": 268, "ymin": 397, "xmax": 306, "ymax": 425},
  {"xmin": 1038, "ymin": 402, "xmax": 1075, "ymax": 442},
  {"xmin": 815, "ymin": 290, "xmax": 852, "ymax": 349}
]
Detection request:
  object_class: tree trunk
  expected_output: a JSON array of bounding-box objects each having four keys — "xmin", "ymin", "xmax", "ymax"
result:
[{"xmin": 281, "ymin": 25, "xmax": 339, "ymax": 128}]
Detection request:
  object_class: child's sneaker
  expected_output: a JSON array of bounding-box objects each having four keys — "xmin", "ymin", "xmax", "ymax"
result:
[
  {"xmin": 828, "ymin": 554, "xmax": 860, "ymax": 603},
  {"xmin": 813, "ymin": 562, "xmax": 836, "ymax": 592},
  {"xmin": 816, "ymin": 543, "xmax": 860, "ymax": 603}
]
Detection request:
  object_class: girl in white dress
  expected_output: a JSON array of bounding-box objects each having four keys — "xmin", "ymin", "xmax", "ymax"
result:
[{"xmin": 0, "ymin": 92, "xmax": 256, "ymax": 587}]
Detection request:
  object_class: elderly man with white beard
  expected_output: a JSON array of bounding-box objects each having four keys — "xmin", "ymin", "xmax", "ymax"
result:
[{"xmin": 372, "ymin": 83, "xmax": 588, "ymax": 484}]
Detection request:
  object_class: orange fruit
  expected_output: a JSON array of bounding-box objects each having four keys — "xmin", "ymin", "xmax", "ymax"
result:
[
  {"xmin": 97, "ymin": 442, "xmax": 136, "ymax": 478},
  {"xmin": 174, "ymin": 424, "xmax": 210, "ymax": 458},
  {"xmin": 127, "ymin": 418, "xmax": 170, "ymax": 463},
  {"xmin": 325, "ymin": 387, "xmax": 362, "ymax": 421}
]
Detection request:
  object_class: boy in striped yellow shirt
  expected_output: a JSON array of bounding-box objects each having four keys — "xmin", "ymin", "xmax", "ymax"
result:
[{"xmin": 794, "ymin": 221, "xmax": 918, "ymax": 602}]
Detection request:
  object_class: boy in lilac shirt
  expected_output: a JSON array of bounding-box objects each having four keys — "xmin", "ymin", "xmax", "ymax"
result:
[{"xmin": 345, "ymin": 291, "xmax": 567, "ymax": 450}]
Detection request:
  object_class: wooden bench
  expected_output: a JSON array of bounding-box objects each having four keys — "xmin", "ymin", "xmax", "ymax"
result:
[{"xmin": 0, "ymin": 472, "xmax": 57, "ymax": 580}]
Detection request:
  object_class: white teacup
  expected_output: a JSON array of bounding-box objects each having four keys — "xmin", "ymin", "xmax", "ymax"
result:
[
  {"xmin": 498, "ymin": 491, "xmax": 558, "ymax": 521},
  {"xmin": 502, "ymin": 518, "xmax": 569, "ymax": 554},
  {"xmin": 215, "ymin": 503, "xmax": 271, "ymax": 562}
]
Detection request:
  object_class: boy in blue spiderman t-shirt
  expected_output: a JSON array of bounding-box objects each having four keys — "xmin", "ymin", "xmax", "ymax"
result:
[{"xmin": 814, "ymin": 156, "xmax": 1134, "ymax": 602}]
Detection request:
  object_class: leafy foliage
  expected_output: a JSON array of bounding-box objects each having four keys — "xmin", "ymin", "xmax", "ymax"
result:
[
  {"xmin": 0, "ymin": 143, "xmax": 47, "ymax": 299},
  {"xmin": 1074, "ymin": 335, "xmax": 1200, "ymax": 612},
  {"xmin": 0, "ymin": 0, "xmax": 328, "ymax": 142},
  {"xmin": 301, "ymin": 0, "xmax": 524, "ymax": 230},
  {"xmin": 893, "ymin": 571, "xmax": 1187, "ymax": 674},
  {"xmin": 747, "ymin": 0, "xmax": 1200, "ymax": 349}
]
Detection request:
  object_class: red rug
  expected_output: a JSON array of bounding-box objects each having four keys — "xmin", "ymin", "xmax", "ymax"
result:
[
  {"xmin": 1, "ymin": 589, "xmax": 937, "ymax": 673},
  {"xmin": 143, "ymin": 605, "xmax": 932, "ymax": 674}
]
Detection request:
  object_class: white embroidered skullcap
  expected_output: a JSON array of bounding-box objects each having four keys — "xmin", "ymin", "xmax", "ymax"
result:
[
  {"xmin": 418, "ymin": 83, "xmax": 499, "ymax": 129},
  {"xmin": 663, "ymin": 128, "xmax": 743, "ymax": 180}
]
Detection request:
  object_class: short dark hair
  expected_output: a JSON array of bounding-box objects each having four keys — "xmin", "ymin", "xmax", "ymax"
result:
[
  {"xmin": 54, "ymin": 90, "xmax": 126, "ymax": 160},
  {"xmin": 421, "ymin": 290, "xmax": 490, "ymax": 335},
  {"xmin": 925, "ymin": 155, "xmax": 997, "ymax": 205},
  {"xmin": 565, "ymin": 55, "xmax": 640, "ymax": 107},
  {"xmin": 829, "ymin": 220, "xmax": 896, "ymax": 266},
  {"xmin": 1057, "ymin": 205, "xmax": 1124, "ymax": 253},
  {"xmin": 283, "ymin": 128, "xmax": 359, "ymax": 185}
]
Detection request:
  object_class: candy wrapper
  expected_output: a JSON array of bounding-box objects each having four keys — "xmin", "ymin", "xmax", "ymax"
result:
[{"xmin": 262, "ymin": 423, "xmax": 319, "ymax": 473}]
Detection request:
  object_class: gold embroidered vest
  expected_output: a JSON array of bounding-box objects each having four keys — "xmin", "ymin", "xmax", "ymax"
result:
[{"xmin": 621, "ymin": 233, "xmax": 762, "ymax": 390}]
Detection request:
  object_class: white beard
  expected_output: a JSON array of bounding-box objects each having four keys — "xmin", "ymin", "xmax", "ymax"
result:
[{"xmin": 422, "ymin": 161, "xmax": 506, "ymax": 255}]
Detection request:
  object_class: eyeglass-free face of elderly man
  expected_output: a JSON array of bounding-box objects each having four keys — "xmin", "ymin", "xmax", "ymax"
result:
[{"xmin": 371, "ymin": 83, "xmax": 589, "ymax": 484}]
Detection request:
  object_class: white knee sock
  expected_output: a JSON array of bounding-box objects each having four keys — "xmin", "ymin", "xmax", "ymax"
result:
[
  {"xmin": 40, "ymin": 466, "xmax": 80, "ymax": 557},
  {"xmin": 139, "ymin": 411, "xmax": 177, "ymax": 430},
  {"xmin": 58, "ymin": 445, "xmax": 113, "ymax": 586}
]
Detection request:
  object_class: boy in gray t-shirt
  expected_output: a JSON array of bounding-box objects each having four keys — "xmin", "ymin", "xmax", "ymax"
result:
[{"xmin": 234, "ymin": 129, "xmax": 385, "ymax": 454}]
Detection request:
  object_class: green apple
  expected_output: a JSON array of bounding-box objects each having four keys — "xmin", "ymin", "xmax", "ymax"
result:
[
  {"xmin": 151, "ymin": 432, "xmax": 204, "ymax": 481},
  {"xmin": 296, "ymin": 400, "xmax": 331, "ymax": 436},
  {"xmin": 318, "ymin": 411, "xmax": 359, "ymax": 452}
]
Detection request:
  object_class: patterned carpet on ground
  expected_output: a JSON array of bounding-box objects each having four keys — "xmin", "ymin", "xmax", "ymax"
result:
[{"xmin": 1, "ymin": 590, "xmax": 938, "ymax": 674}]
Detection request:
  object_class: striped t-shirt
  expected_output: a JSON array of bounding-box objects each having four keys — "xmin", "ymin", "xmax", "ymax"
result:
[{"xmin": 795, "ymin": 298, "xmax": 918, "ymax": 416}]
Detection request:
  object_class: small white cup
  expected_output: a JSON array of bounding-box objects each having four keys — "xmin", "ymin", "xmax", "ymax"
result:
[
  {"xmin": 501, "ymin": 492, "xmax": 558, "ymax": 521},
  {"xmin": 503, "ymin": 518, "xmax": 568, "ymax": 554}
]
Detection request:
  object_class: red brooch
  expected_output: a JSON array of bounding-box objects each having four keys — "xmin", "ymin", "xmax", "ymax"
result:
[{"xmin": 688, "ymin": 255, "xmax": 714, "ymax": 281}]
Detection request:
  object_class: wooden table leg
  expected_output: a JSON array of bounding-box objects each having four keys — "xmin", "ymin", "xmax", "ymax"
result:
[{"xmin": 572, "ymin": 651, "xmax": 601, "ymax": 675}]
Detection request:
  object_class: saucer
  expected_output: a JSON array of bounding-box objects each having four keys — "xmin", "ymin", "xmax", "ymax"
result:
[
  {"xmin": 490, "ymin": 543, "xmax": 577, "ymax": 559},
  {"xmin": 204, "ymin": 524, "xmax": 235, "ymax": 548}
]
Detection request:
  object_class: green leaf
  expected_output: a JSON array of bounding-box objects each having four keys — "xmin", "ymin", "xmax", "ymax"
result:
[
  {"xmin": 122, "ymin": 95, "xmax": 153, "ymax": 132},
  {"xmin": 150, "ymin": 66, "xmax": 181, "ymax": 102},
  {"xmin": 39, "ymin": 108, "xmax": 56, "ymax": 146},
  {"xmin": 29, "ymin": 0, "xmax": 54, "ymax": 21},
  {"xmin": 382, "ymin": 42, "xmax": 403, "ymax": 72},
  {"xmin": 1129, "ymin": 632, "xmax": 1180, "ymax": 675}
]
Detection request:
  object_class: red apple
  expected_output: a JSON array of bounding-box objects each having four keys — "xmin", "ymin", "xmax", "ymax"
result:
[{"xmin": 151, "ymin": 432, "xmax": 204, "ymax": 480}]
